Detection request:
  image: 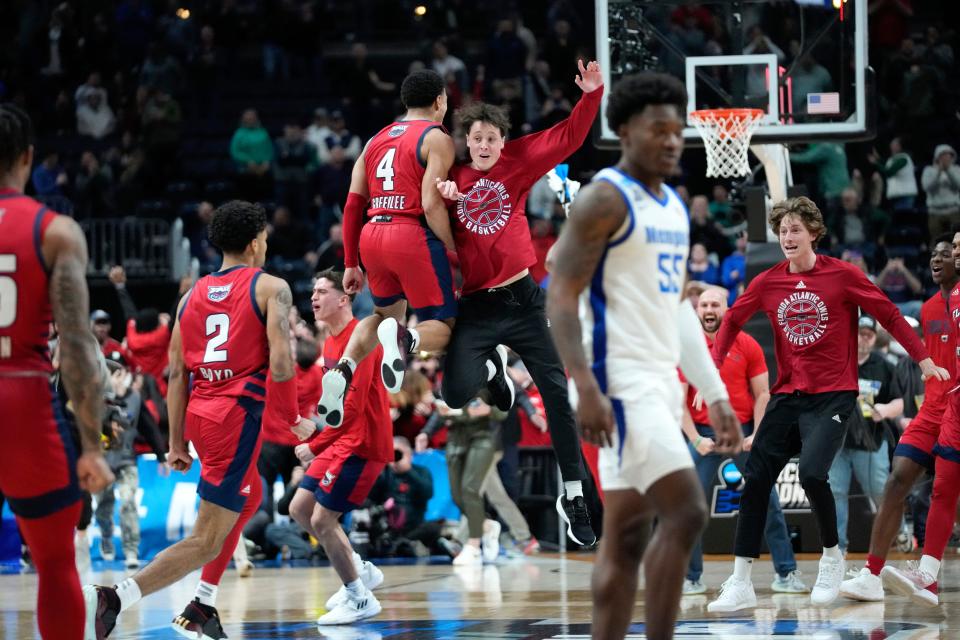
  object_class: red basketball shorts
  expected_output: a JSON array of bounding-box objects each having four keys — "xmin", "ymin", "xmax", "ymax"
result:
[
  {"xmin": 894, "ymin": 404, "xmax": 944, "ymax": 470},
  {"xmin": 185, "ymin": 396, "xmax": 264, "ymax": 512},
  {"xmin": 300, "ymin": 444, "xmax": 385, "ymax": 513},
  {"xmin": 359, "ymin": 216, "xmax": 457, "ymax": 321},
  {"xmin": 0, "ymin": 376, "xmax": 80, "ymax": 518}
]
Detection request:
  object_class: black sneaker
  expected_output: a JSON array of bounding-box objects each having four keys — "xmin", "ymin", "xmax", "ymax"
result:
[
  {"xmin": 82, "ymin": 585, "xmax": 121, "ymax": 639},
  {"xmin": 556, "ymin": 495, "xmax": 598, "ymax": 547},
  {"xmin": 486, "ymin": 345, "xmax": 516, "ymax": 412},
  {"xmin": 171, "ymin": 598, "xmax": 228, "ymax": 640}
]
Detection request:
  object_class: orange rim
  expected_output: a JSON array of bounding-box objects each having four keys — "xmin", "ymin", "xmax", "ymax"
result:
[{"xmin": 689, "ymin": 108, "xmax": 764, "ymax": 133}]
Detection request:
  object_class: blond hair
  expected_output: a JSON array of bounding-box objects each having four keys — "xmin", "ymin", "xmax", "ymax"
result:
[{"xmin": 768, "ymin": 196, "xmax": 827, "ymax": 248}]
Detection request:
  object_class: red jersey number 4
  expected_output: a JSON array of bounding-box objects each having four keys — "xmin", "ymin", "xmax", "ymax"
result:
[{"xmin": 376, "ymin": 148, "xmax": 397, "ymax": 191}]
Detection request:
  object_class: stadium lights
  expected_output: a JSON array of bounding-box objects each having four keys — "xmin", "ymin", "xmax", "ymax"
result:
[
  {"xmin": 176, "ymin": 8, "xmax": 190, "ymax": 20},
  {"xmin": 414, "ymin": 5, "xmax": 427, "ymax": 17}
]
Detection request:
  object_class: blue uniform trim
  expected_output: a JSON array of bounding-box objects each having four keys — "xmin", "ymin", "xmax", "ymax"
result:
[
  {"xmin": 210, "ymin": 265, "xmax": 246, "ymax": 277},
  {"xmin": 415, "ymin": 225, "xmax": 458, "ymax": 321},
  {"xmin": 588, "ymin": 251, "xmax": 608, "ymax": 394},
  {"xmin": 251, "ymin": 370, "xmax": 267, "ymax": 382},
  {"xmin": 196, "ymin": 396, "xmax": 264, "ymax": 512},
  {"xmin": 371, "ymin": 291, "xmax": 405, "ymax": 308},
  {"xmin": 178, "ymin": 287, "xmax": 194, "ymax": 320},
  {"xmin": 416, "ymin": 125, "xmax": 441, "ymax": 168},
  {"xmin": 313, "ymin": 454, "xmax": 371, "ymax": 513},
  {"xmin": 611, "ymin": 397, "xmax": 627, "ymax": 468},
  {"xmin": 244, "ymin": 381, "xmax": 266, "ymax": 396},
  {"xmin": 612, "ymin": 167, "xmax": 669, "ymax": 207},
  {"xmin": 249, "ymin": 270, "xmax": 266, "ymax": 325},
  {"xmin": 596, "ymin": 177, "xmax": 636, "ymax": 249},
  {"xmin": 33, "ymin": 206, "xmax": 50, "ymax": 273},
  {"xmin": 894, "ymin": 442, "xmax": 935, "ymax": 470},
  {"xmin": 0, "ymin": 191, "xmax": 22, "ymax": 200},
  {"xmin": 933, "ymin": 443, "xmax": 960, "ymax": 465}
]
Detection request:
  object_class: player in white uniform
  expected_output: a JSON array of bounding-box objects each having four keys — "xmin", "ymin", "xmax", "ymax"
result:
[{"xmin": 547, "ymin": 72, "xmax": 742, "ymax": 639}]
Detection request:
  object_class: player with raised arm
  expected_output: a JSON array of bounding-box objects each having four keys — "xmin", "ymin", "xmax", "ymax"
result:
[
  {"xmin": 317, "ymin": 70, "xmax": 457, "ymax": 428},
  {"xmin": 546, "ymin": 73, "xmax": 742, "ymax": 640},
  {"xmin": 84, "ymin": 201, "xmax": 315, "ymax": 640},
  {"xmin": 706, "ymin": 197, "xmax": 949, "ymax": 613},
  {"xmin": 0, "ymin": 103, "xmax": 113, "ymax": 640}
]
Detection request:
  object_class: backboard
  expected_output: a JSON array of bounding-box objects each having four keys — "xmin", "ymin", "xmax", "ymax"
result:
[{"xmin": 595, "ymin": 0, "xmax": 872, "ymax": 148}]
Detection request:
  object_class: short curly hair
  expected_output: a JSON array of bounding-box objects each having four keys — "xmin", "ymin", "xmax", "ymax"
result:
[
  {"xmin": 605, "ymin": 72, "xmax": 687, "ymax": 132},
  {"xmin": 401, "ymin": 70, "xmax": 445, "ymax": 109},
  {"xmin": 0, "ymin": 103, "xmax": 32, "ymax": 176},
  {"xmin": 768, "ymin": 196, "xmax": 827, "ymax": 248},
  {"xmin": 208, "ymin": 200, "xmax": 267, "ymax": 254},
  {"xmin": 456, "ymin": 102, "xmax": 510, "ymax": 137}
]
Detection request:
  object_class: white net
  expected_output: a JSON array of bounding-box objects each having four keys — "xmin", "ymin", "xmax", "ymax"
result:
[{"xmin": 689, "ymin": 109, "xmax": 764, "ymax": 178}]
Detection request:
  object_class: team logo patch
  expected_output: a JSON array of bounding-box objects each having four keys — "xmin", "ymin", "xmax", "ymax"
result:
[
  {"xmin": 387, "ymin": 124, "xmax": 409, "ymax": 138},
  {"xmin": 457, "ymin": 178, "xmax": 513, "ymax": 235},
  {"xmin": 207, "ymin": 284, "xmax": 232, "ymax": 302},
  {"xmin": 776, "ymin": 291, "xmax": 829, "ymax": 346},
  {"xmin": 321, "ymin": 471, "xmax": 336, "ymax": 487}
]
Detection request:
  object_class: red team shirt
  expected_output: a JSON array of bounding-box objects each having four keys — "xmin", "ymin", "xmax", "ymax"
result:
[
  {"xmin": 919, "ymin": 290, "xmax": 957, "ymax": 414},
  {"xmin": 714, "ymin": 255, "xmax": 928, "ymax": 394},
  {"xmin": 179, "ymin": 265, "xmax": 269, "ymax": 420},
  {"xmin": 364, "ymin": 120, "xmax": 444, "ymax": 220},
  {"xmin": 449, "ymin": 87, "xmax": 602, "ymax": 293},
  {"xmin": 687, "ymin": 332, "xmax": 768, "ymax": 425}
]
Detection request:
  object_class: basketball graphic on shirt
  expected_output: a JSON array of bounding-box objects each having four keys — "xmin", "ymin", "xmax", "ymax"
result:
[
  {"xmin": 776, "ymin": 291, "xmax": 829, "ymax": 346},
  {"xmin": 457, "ymin": 178, "xmax": 513, "ymax": 235}
]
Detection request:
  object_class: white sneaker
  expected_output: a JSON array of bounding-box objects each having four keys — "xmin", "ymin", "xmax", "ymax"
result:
[
  {"xmin": 881, "ymin": 563, "xmax": 939, "ymax": 607},
  {"xmin": 706, "ymin": 576, "xmax": 757, "ymax": 612},
  {"xmin": 317, "ymin": 368, "xmax": 348, "ymax": 428},
  {"xmin": 810, "ymin": 556, "xmax": 845, "ymax": 605},
  {"xmin": 377, "ymin": 317, "xmax": 406, "ymax": 394},
  {"xmin": 317, "ymin": 588, "xmax": 381, "ymax": 625},
  {"xmin": 771, "ymin": 570, "xmax": 809, "ymax": 593},
  {"xmin": 683, "ymin": 578, "xmax": 707, "ymax": 595},
  {"xmin": 325, "ymin": 558, "xmax": 385, "ymax": 609},
  {"xmin": 481, "ymin": 520, "xmax": 501, "ymax": 563},
  {"xmin": 452, "ymin": 543, "xmax": 483, "ymax": 567},
  {"xmin": 125, "ymin": 557, "xmax": 141, "ymax": 571},
  {"xmin": 75, "ymin": 531, "xmax": 91, "ymax": 574},
  {"xmin": 840, "ymin": 567, "xmax": 883, "ymax": 601}
]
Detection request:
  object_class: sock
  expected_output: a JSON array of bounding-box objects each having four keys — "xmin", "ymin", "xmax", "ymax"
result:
[
  {"xmin": 115, "ymin": 577, "xmax": 142, "ymax": 612},
  {"xmin": 865, "ymin": 553, "xmax": 885, "ymax": 576},
  {"xmin": 194, "ymin": 580, "xmax": 218, "ymax": 607},
  {"xmin": 338, "ymin": 357, "xmax": 357, "ymax": 375},
  {"xmin": 485, "ymin": 360, "xmax": 497, "ymax": 382},
  {"xmin": 352, "ymin": 551, "xmax": 363, "ymax": 569},
  {"xmin": 919, "ymin": 554, "xmax": 941, "ymax": 581},
  {"xmin": 564, "ymin": 481, "xmax": 583, "ymax": 500},
  {"xmin": 344, "ymin": 578, "xmax": 364, "ymax": 597},
  {"xmin": 733, "ymin": 556, "xmax": 753, "ymax": 581},
  {"xmin": 823, "ymin": 545, "xmax": 843, "ymax": 561},
  {"xmin": 407, "ymin": 327, "xmax": 420, "ymax": 353}
]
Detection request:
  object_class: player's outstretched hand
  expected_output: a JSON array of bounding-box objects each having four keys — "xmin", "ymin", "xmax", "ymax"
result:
[
  {"xmin": 295, "ymin": 443, "xmax": 315, "ymax": 464},
  {"xmin": 168, "ymin": 445, "xmax": 193, "ymax": 473},
  {"xmin": 342, "ymin": 266, "xmax": 365, "ymax": 294},
  {"xmin": 77, "ymin": 452, "xmax": 115, "ymax": 494},
  {"xmin": 708, "ymin": 400, "xmax": 743, "ymax": 455},
  {"xmin": 577, "ymin": 384, "xmax": 615, "ymax": 448},
  {"xmin": 291, "ymin": 417, "xmax": 316, "ymax": 442},
  {"xmin": 435, "ymin": 178, "xmax": 465, "ymax": 201},
  {"xmin": 919, "ymin": 357, "xmax": 951, "ymax": 382},
  {"xmin": 574, "ymin": 59, "xmax": 603, "ymax": 94}
]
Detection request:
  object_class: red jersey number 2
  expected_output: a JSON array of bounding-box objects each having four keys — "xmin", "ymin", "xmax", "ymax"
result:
[
  {"xmin": 0, "ymin": 254, "xmax": 17, "ymax": 328},
  {"xmin": 376, "ymin": 148, "xmax": 397, "ymax": 191},
  {"xmin": 203, "ymin": 313, "xmax": 230, "ymax": 363}
]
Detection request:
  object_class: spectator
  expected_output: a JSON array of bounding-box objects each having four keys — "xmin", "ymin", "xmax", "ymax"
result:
[
  {"xmin": 688, "ymin": 242, "xmax": 720, "ymax": 285},
  {"xmin": 689, "ymin": 195, "xmax": 729, "ymax": 259},
  {"xmin": 828, "ymin": 187, "xmax": 890, "ymax": 260},
  {"xmin": 74, "ymin": 151, "xmax": 115, "ymax": 218},
  {"xmin": 90, "ymin": 309, "xmax": 133, "ymax": 363},
  {"xmin": 305, "ymin": 108, "xmax": 332, "ymax": 163},
  {"xmin": 267, "ymin": 205, "xmax": 315, "ymax": 268},
  {"xmin": 709, "ymin": 184, "xmax": 736, "ymax": 228},
  {"xmin": 108, "ymin": 266, "xmax": 171, "ymax": 393},
  {"xmin": 877, "ymin": 257, "xmax": 924, "ymax": 316},
  {"xmin": 789, "ymin": 142, "xmax": 850, "ymax": 205},
  {"xmin": 37, "ymin": 3, "xmax": 80, "ymax": 79},
  {"xmin": 542, "ymin": 20, "xmax": 577, "ymax": 93},
  {"xmin": 273, "ymin": 122, "xmax": 318, "ymax": 219},
  {"xmin": 31, "ymin": 152, "xmax": 68, "ymax": 197},
  {"xmin": 188, "ymin": 25, "xmax": 222, "ymax": 122},
  {"xmin": 188, "ymin": 201, "xmax": 220, "ymax": 274},
  {"xmin": 139, "ymin": 42, "xmax": 183, "ymax": 95},
  {"xmin": 487, "ymin": 19, "xmax": 527, "ymax": 85},
  {"xmin": 721, "ymin": 232, "xmax": 747, "ymax": 304},
  {"xmin": 317, "ymin": 111, "xmax": 362, "ymax": 164},
  {"xmin": 315, "ymin": 146, "xmax": 352, "ymax": 239},
  {"xmin": 790, "ymin": 53, "xmax": 833, "ymax": 116},
  {"xmin": 76, "ymin": 86, "xmax": 117, "ymax": 139},
  {"xmin": 316, "ymin": 222, "xmax": 346, "ymax": 272},
  {"xmin": 921, "ymin": 144, "xmax": 960, "ymax": 237},
  {"xmin": 743, "ymin": 27, "xmax": 786, "ymax": 100},
  {"xmin": 230, "ymin": 108, "xmax": 273, "ymax": 202},
  {"xmin": 869, "ymin": 137, "xmax": 918, "ymax": 212},
  {"xmin": 341, "ymin": 42, "xmax": 396, "ymax": 132},
  {"xmin": 539, "ymin": 84, "xmax": 573, "ymax": 129},
  {"xmin": 431, "ymin": 39, "xmax": 468, "ymax": 94}
]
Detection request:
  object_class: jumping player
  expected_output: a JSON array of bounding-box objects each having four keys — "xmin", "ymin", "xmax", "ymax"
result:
[
  {"xmin": 289, "ymin": 269, "xmax": 393, "ymax": 625},
  {"xmin": 0, "ymin": 104, "xmax": 114, "ymax": 640},
  {"xmin": 546, "ymin": 73, "xmax": 743, "ymax": 640},
  {"xmin": 706, "ymin": 197, "xmax": 949, "ymax": 613},
  {"xmin": 84, "ymin": 201, "xmax": 315, "ymax": 639},
  {"xmin": 840, "ymin": 233, "xmax": 958, "ymax": 601},
  {"xmin": 434, "ymin": 59, "xmax": 603, "ymax": 546},
  {"xmin": 318, "ymin": 70, "xmax": 457, "ymax": 427}
]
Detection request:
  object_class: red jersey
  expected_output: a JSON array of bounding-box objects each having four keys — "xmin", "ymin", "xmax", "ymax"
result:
[
  {"xmin": 919, "ymin": 289, "xmax": 956, "ymax": 414},
  {"xmin": 449, "ymin": 87, "xmax": 602, "ymax": 293},
  {"xmin": 687, "ymin": 331, "xmax": 767, "ymax": 424},
  {"xmin": 364, "ymin": 120, "xmax": 445, "ymax": 220},
  {"xmin": 714, "ymin": 255, "xmax": 928, "ymax": 395},
  {"xmin": 308, "ymin": 318, "xmax": 393, "ymax": 463},
  {"xmin": 262, "ymin": 362, "xmax": 324, "ymax": 446},
  {"xmin": 125, "ymin": 318, "xmax": 170, "ymax": 384},
  {"xmin": 179, "ymin": 266, "xmax": 269, "ymax": 420},
  {"xmin": 0, "ymin": 190, "xmax": 57, "ymax": 374}
]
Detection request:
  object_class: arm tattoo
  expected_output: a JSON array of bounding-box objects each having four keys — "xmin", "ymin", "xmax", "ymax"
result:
[
  {"xmin": 276, "ymin": 285, "xmax": 292, "ymax": 336},
  {"xmin": 268, "ymin": 281, "xmax": 296, "ymax": 382}
]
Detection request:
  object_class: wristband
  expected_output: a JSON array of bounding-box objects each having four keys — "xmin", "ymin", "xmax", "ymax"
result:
[
  {"xmin": 694, "ymin": 436, "xmax": 703, "ymax": 448},
  {"xmin": 343, "ymin": 191, "xmax": 368, "ymax": 268},
  {"xmin": 266, "ymin": 375, "xmax": 299, "ymax": 428}
]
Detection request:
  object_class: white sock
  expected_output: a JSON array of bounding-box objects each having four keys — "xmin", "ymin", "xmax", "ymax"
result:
[
  {"xmin": 564, "ymin": 481, "xmax": 583, "ymax": 499},
  {"xmin": 338, "ymin": 357, "xmax": 356, "ymax": 374},
  {"xmin": 408, "ymin": 327, "xmax": 420, "ymax": 352},
  {"xmin": 116, "ymin": 577, "xmax": 142, "ymax": 612},
  {"xmin": 344, "ymin": 578, "xmax": 364, "ymax": 597},
  {"xmin": 485, "ymin": 360, "xmax": 497, "ymax": 382},
  {"xmin": 352, "ymin": 551, "xmax": 363, "ymax": 568},
  {"xmin": 733, "ymin": 556, "xmax": 753, "ymax": 581},
  {"xmin": 194, "ymin": 580, "xmax": 218, "ymax": 607},
  {"xmin": 919, "ymin": 554, "xmax": 941, "ymax": 579},
  {"xmin": 822, "ymin": 545, "xmax": 843, "ymax": 561}
]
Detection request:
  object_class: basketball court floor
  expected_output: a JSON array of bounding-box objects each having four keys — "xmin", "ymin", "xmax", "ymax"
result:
[{"xmin": 2, "ymin": 553, "xmax": 958, "ymax": 638}]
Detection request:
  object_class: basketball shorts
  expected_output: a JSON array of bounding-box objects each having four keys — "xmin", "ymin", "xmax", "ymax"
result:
[
  {"xmin": 186, "ymin": 396, "xmax": 264, "ymax": 512},
  {"xmin": 934, "ymin": 399, "xmax": 960, "ymax": 464},
  {"xmin": 894, "ymin": 404, "xmax": 944, "ymax": 470},
  {"xmin": 598, "ymin": 375, "xmax": 693, "ymax": 494},
  {"xmin": 0, "ymin": 376, "xmax": 80, "ymax": 518},
  {"xmin": 300, "ymin": 445, "xmax": 386, "ymax": 513},
  {"xmin": 359, "ymin": 216, "xmax": 457, "ymax": 321}
]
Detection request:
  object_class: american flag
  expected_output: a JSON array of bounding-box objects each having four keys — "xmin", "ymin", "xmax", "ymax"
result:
[{"xmin": 807, "ymin": 92, "xmax": 840, "ymax": 115}]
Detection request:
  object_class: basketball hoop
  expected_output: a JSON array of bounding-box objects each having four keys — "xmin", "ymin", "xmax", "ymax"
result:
[{"xmin": 689, "ymin": 108, "xmax": 765, "ymax": 178}]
